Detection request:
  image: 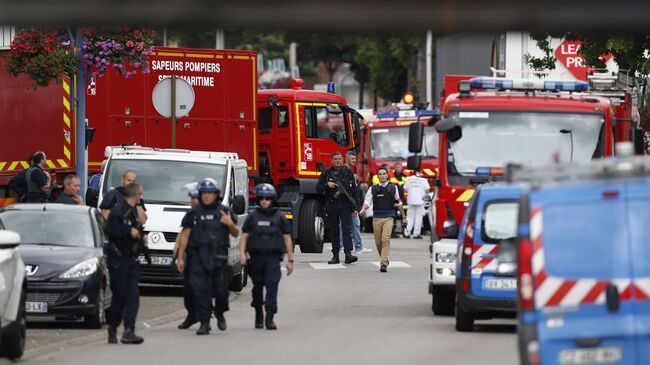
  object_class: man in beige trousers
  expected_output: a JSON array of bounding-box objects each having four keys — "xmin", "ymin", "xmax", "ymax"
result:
[{"xmin": 359, "ymin": 167, "xmax": 406, "ymax": 272}]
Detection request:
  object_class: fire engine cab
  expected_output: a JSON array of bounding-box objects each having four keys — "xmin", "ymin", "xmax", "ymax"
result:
[
  {"xmin": 414, "ymin": 75, "xmax": 623, "ymax": 315},
  {"xmin": 255, "ymin": 80, "xmax": 362, "ymax": 253}
]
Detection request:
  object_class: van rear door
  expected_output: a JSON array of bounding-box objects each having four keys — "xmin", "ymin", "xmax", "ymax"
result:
[
  {"xmin": 532, "ymin": 181, "xmax": 636, "ymax": 365},
  {"xmin": 625, "ymin": 178, "xmax": 650, "ymax": 364}
]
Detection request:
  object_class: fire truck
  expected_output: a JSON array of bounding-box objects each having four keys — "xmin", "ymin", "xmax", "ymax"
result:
[
  {"xmin": 413, "ymin": 75, "xmax": 630, "ymax": 315},
  {"xmin": 255, "ymin": 79, "xmax": 362, "ymax": 253}
]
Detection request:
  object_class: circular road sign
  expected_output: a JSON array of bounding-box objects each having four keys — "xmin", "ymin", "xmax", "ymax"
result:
[{"xmin": 152, "ymin": 76, "xmax": 196, "ymax": 118}]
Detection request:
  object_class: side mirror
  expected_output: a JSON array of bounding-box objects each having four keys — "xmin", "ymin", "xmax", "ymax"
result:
[
  {"xmin": 407, "ymin": 155, "xmax": 422, "ymax": 171},
  {"xmin": 232, "ymin": 195, "xmax": 246, "ymax": 215},
  {"xmin": 408, "ymin": 122, "xmax": 424, "ymax": 153},
  {"xmin": 442, "ymin": 220, "xmax": 458, "ymax": 237},
  {"xmin": 434, "ymin": 118, "xmax": 462, "ymax": 142},
  {"xmin": 495, "ymin": 239, "xmax": 518, "ymax": 276},
  {"xmin": 326, "ymin": 104, "xmax": 343, "ymax": 115},
  {"xmin": 447, "ymin": 126, "xmax": 463, "ymax": 143},
  {"xmin": 0, "ymin": 230, "xmax": 21, "ymax": 249},
  {"xmin": 427, "ymin": 115, "xmax": 441, "ymax": 126},
  {"xmin": 352, "ymin": 112, "xmax": 362, "ymax": 147}
]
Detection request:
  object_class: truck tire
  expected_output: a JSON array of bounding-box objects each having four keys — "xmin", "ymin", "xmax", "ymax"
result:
[
  {"xmin": 1, "ymin": 292, "xmax": 26, "ymax": 360},
  {"xmin": 298, "ymin": 199, "xmax": 324, "ymax": 253},
  {"xmin": 431, "ymin": 286, "xmax": 454, "ymax": 316},
  {"xmin": 455, "ymin": 295, "xmax": 474, "ymax": 332}
]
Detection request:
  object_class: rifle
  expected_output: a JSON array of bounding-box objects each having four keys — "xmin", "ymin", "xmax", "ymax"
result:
[
  {"xmin": 103, "ymin": 241, "xmax": 122, "ymax": 258},
  {"xmin": 132, "ymin": 222, "xmax": 152, "ymax": 265},
  {"xmin": 328, "ymin": 169, "xmax": 359, "ymax": 209}
]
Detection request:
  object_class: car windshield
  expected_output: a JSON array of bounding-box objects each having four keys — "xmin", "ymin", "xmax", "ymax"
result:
[
  {"xmin": 104, "ymin": 160, "xmax": 227, "ymax": 205},
  {"xmin": 0, "ymin": 210, "xmax": 94, "ymax": 247},
  {"xmin": 483, "ymin": 201, "xmax": 518, "ymax": 242},
  {"xmin": 447, "ymin": 111, "xmax": 604, "ymax": 176},
  {"xmin": 371, "ymin": 126, "xmax": 438, "ymax": 160}
]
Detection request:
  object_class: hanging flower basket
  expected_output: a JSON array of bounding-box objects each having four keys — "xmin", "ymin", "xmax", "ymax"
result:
[
  {"xmin": 80, "ymin": 27, "xmax": 155, "ymax": 78},
  {"xmin": 7, "ymin": 29, "xmax": 77, "ymax": 87}
]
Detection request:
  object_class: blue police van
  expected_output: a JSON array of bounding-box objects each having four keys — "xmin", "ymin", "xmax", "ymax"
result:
[
  {"xmin": 507, "ymin": 151, "xmax": 650, "ymax": 365},
  {"xmin": 453, "ymin": 183, "xmax": 523, "ymax": 332}
]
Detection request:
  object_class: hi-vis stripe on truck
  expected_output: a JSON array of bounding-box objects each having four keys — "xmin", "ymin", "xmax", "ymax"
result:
[
  {"xmin": 0, "ymin": 79, "xmax": 72, "ymax": 174},
  {"xmin": 530, "ymin": 208, "xmax": 650, "ymax": 308}
]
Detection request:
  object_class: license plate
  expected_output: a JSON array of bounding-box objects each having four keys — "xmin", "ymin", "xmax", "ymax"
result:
[
  {"xmin": 483, "ymin": 278, "xmax": 517, "ymax": 290},
  {"xmin": 25, "ymin": 301, "xmax": 48, "ymax": 313},
  {"xmin": 559, "ymin": 347, "xmax": 622, "ymax": 364},
  {"xmin": 138, "ymin": 255, "xmax": 173, "ymax": 265}
]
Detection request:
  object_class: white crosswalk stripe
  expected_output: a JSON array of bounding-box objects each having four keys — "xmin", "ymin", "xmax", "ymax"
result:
[{"xmin": 371, "ymin": 261, "xmax": 411, "ymax": 268}]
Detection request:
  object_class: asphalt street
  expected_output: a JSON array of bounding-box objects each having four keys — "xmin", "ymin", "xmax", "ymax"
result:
[{"xmin": 5, "ymin": 233, "xmax": 518, "ymax": 365}]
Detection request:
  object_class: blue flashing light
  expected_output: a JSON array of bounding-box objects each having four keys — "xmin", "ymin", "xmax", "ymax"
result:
[
  {"xmin": 475, "ymin": 167, "xmax": 491, "ymax": 176},
  {"xmin": 469, "ymin": 77, "xmax": 589, "ymax": 92},
  {"xmin": 376, "ymin": 109, "xmax": 440, "ymax": 119},
  {"xmin": 327, "ymin": 82, "xmax": 336, "ymax": 94}
]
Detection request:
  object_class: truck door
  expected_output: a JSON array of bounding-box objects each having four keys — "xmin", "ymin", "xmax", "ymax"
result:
[
  {"xmin": 625, "ymin": 178, "xmax": 650, "ymax": 364},
  {"xmin": 533, "ymin": 182, "xmax": 636, "ymax": 365},
  {"xmin": 297, "ymin": 103, "xmax": 351, "ymax": 175}
]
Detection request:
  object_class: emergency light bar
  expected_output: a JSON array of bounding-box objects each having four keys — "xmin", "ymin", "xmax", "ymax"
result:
[
  {"xmin": 376, "ymin": 109, "xmax": 440, "ymax": 119},
  {"xmin": 475, "ymin": 167, "xmax": 504, "ymax": 176},
  {"xmin": 469, "ymin": 77, "xmax": 589, "ymax": 92}
]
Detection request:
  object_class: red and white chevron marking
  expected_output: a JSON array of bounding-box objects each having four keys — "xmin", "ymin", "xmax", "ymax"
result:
[
  {"xmin": 471, "ymin": 244, "xmax": 499, "ymax": 272},
  {"xmin": 530, "ymin": 208, "xmax": 650, "ymax": 309}
]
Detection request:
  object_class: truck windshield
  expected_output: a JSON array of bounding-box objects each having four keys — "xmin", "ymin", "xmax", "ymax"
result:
[
  {"xmin": 371, "ymin": 126, "xmax": 438, "ymax": 160},
  {"xmin": 447, "ymin": 111, "xmax": 604, "ymax": 176},
  {"xmin": 103, "ymin": 160, "xmax": 227, "ymax": 205}
]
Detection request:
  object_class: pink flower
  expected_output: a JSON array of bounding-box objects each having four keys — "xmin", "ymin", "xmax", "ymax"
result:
[
  {"xmin": 133, "ymin": 30, "xmax": 142, "ymax": 39},
  {"xmin": 135, "ymin": 42, "xmax": 144, "ymax": 51},
  {"xmin": 126, "ymin": 40, "xmax": 134, "ymax": 48}
]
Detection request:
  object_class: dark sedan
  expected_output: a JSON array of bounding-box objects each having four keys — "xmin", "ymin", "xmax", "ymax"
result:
[{"xmin": 0, "ymin": 204, "xmax": 111, "ymax": 328}]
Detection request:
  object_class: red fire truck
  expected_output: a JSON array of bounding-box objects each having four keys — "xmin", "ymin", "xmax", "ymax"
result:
[
  {"xmin": 255, "ymin": 79, "xmax": 362, "ymax": 253},
  {"xmin": 416, "ymin": 75, "xmax": 627, "ymax": 315}
]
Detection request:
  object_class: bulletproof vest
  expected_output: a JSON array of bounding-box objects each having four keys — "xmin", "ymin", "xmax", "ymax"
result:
[
  {"xmin": 25, "ymin": 166, "xmax": 42, "ymax": 193},
  {"xmin": 189, "ymin": 205, "xmax": 229, "ymax": 253},
  {"xmin": 246, "ymin": 209, "xmax": 285, "ymax": 254},
  {"xmin": 372, "ymin": 183, "xmax": 396, "ymax": 218}
]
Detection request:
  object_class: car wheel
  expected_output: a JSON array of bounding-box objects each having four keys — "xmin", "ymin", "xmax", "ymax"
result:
[
  {"xmin": 298, "ymin": 199, "xmax": 324, "ymax": 253},
  {"xmin": 84, "ymin": 289, "xmax": 104, "ymax": 329},
  {"xmin": 431, "ymin": 286, "xmax": 454, "ymax": 316},
  {"xmin": 455, "ymin": 295, "xmax": 474, "ymax": 332},
  {"xmin": 229, "ymin": 267, "xmax": 246, "ymax": 292},
  {"xmin": 1, "ymin": 292, "xmax": 26, "ymax": 360}
]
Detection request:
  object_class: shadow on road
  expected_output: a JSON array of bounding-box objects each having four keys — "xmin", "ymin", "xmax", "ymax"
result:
[
  {"xmin": 473, "ymin": 323, "xmax": 517, "ymax": 334},
  {"xmin": 140, "ymin": 285, "xmax": 183, "ymax": 297},
  {"xmin": 27, "ymin": 318, "xmax": 95, "ymax": 330}
]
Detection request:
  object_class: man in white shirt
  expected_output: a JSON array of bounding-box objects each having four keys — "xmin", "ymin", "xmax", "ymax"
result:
[{"xmin": 403, "ymin": 172, "xmax": 430, "ymax": 239}]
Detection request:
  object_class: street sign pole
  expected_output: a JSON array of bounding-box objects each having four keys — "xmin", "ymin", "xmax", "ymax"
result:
[
  {"xmin": 75, "ymin": 28, "xmax": 88, "ymax": 200},
  {"xmin": 171, "ymin": 76, "xmax": 177, "ymax": 148}
]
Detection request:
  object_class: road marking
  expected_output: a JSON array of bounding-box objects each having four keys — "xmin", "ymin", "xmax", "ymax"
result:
[
  {"xmin": 371, "ymin": 261, "xmax": 411, "ymax": 268},
  {"xmin": 310, "ymin": 263, "xmax": 346, "ymax": 269}
]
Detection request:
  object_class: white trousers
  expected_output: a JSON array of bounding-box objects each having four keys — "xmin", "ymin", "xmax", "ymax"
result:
[{"xmin": 406, "ymin": 204, "xmax": 425, "ymax": 237}]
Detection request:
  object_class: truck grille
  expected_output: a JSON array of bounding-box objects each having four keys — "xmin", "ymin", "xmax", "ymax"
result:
[{"xmin": 163, "ymin": 232, "xmax": 178, "ymax": 242}]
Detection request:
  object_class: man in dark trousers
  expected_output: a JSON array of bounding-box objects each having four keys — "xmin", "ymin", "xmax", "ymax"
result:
[
  {"xmin": 240, "ymin": 183, "xmax": 294, "ymax": 330},
  {"xmin": 316, "ymin": 152, "xmax": 358, "ymax": 265},
  {"xmin": 104, "ymin": 183, "xmax": 146, "ymax": 344},
  {"xmin": 176, "ymin": 178, "xmax": 239, "ymax": 335},
  {"xmin": 24, "ymin": 151, "xmax": 50, "ymax": 203},
  {"xmin": 55, "ymin": 174, "xmax": 83, "ymax": 205},
  {"xmin": 175, "ymin": 187, "xmax": 201, "ymax": 330}
]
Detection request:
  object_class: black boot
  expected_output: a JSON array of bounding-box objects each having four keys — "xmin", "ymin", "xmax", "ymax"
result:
[
  {"xmin": 215, "ymin": 312, "xmax": 227, "ymax": 331},
  {"xmin": 265, "ymin": 312, "xmax": 277, "ymax": 330},
  {"xmin": 121, "ymin": 328, "xmax": 144, "ymax": 344},
  {"xmin": 328, "ymin": 255, "xmax": 340, "ymax": 264},
  {"xmin": 255, "ymin": 307, "xmax": 264, "ymax": 329},
  {"xmin": 177, "ymin": 315, "xmax": 198, "ymax": 330},
  {"xmin": 344, "ymin": 253, "xmax": 358, "ymax": 264},
  {"xmin": 107, "ymin": 326, "xmax": 117, "ymax": 344},
  {"xmin": 196, "ymin": 321, "xmax": 211, "ymax": 335}
]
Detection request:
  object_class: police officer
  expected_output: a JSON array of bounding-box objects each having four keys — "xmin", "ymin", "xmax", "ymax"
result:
[
  {"xmin": 175, "ymin": 187, "xmax": 200, "ymax": 330},
  {"xmin": 316, "ymin": 152, "xmax": 359, "ymax": 265},
  {"xmin": 100, "ymin": 170, "xmax": 147, "ymax": 225},
  {"xmin": 24, "ymin": 151, "xmax": 50, "ymax": 203},
  {"xmin": 176, "ymin": 178, "xmax": 239, "ymax": 336},
  {"xmin": 240, "ymin": 184, "xmax": 294, "ymax": 330},
  {"xmin": 104, "ymin": 183, "xmax": 146, "ymax": 344}
]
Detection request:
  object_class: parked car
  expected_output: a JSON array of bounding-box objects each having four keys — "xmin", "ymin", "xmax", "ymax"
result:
[
  {"xmin": 505, "ymin": 150, "xmax": 650, "ymax": 365},
  {"xmin": 0, "ymin": 204, "xmax": 111, "ymax": 329},
  {"xmin": 0, "ymin": 225, "xmax": 26, "ymax": 360},
  {"xmin": 453, "ymin": 183, "xmax": 523, "ymax": 332}
]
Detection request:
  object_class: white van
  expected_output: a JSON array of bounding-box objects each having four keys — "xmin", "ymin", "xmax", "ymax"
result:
[{"xmin": 99, "ymin": 146, "xmax": 249, "ymax": 291}]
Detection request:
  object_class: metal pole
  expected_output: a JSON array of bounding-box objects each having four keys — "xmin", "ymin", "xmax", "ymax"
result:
[
  {"xmin": 425, "ymin": 30, "xmax": 433, "ymax": 108},
  {"xmin": 215, "ymin": 28, "xmax": 225, "ymax": 50},
  {"xmin": 163, "ymin": 28, "xmax": 168, "ymax": 47},
  {"xmin": 171, "ymin": 76, "xmax": 177, "ymax": 148},
  {"xmin": 75, "ymin": 29, "xmax": 88, "ymax": 201}
]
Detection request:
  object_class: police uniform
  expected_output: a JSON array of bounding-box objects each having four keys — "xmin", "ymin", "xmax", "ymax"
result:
[
  {"xmin": 243, "ymin": 207, "xmax": 290, "ymax": 319},
  {"xmin": 316, "ymin": 165, "xmax": 358, "ymax": 263},
  {"xmin": 104, "ymin": 199, "xmax": 143, "ymax": 343},
  {"xmin": 182, "ymin": 203, "xmax": 237, "ymax": 327},
  {"xmin": 24, "ymin": 165, "xmax": 49, "ymax": 203},
  {"xmin": 178, "ymin": 209, "xmax": 197, "ymax": 328}
]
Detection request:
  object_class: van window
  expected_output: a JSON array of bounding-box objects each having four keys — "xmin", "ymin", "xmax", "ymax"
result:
[
  {"xmin": 258, "ymin": 107, "xmax": 272, "ymax": 130},
  {"xmin": 482, "ymin": 201, "xmax": 518, "ymax": 242},
  {"xmin": 542, "ymin": 200, "xmax": 630, "ymax": 278}
]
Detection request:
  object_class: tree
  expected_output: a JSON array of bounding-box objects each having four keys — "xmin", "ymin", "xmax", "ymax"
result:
[{"xmin": 286, "ymin": 33, "xmax": 357, "ymax": 81}]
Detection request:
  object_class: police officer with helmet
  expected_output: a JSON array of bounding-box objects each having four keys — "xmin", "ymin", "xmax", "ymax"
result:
[
  {"xmin": 174, "ymin": 187, "xmax": 201, "ymax": 330},
  {"xmin": 240, "ymin": 183, "xmax": 294, "ymax": 330},
  {"xmin": 176, "ymin": 178, "xmax": 239, "ymax": 335}
]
